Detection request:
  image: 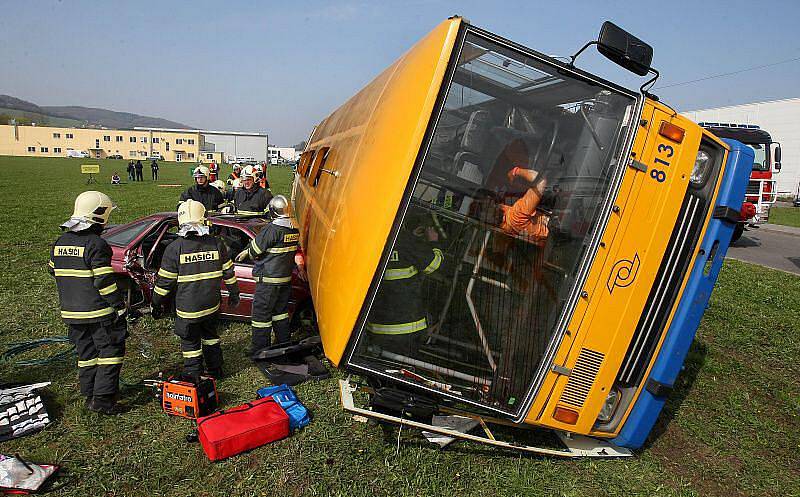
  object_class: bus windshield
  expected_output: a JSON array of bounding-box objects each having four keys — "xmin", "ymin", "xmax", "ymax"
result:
[{"xmin": 350, "ymin": 31, "xmax": 637, "ymax": 414}]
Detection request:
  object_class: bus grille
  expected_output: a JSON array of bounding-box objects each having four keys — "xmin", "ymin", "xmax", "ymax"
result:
[
  {"xmin": 616, "ymin": 193, "xmax": 707, "ymax": 387},
  {"xmin": 560, "ymin": 348, "xmax": 604, "ymax": 408}
]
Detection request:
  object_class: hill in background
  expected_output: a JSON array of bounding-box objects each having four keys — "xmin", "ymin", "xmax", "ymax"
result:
[{"xmin": 0, "ymin": 94, "xmax": 192, "ymax": 129}]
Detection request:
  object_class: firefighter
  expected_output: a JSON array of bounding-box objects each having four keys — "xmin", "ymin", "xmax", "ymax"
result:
[
  {"xmin": 179, "ymin": 166, "xmax": 224, "ymax": 211},
  {"xmin": 151, "ymin": 200, "xmax": 240, "ymax": 378},
  {"xmin": 233, "ymin": 165, "xmax": 273, "ymax": 216},
  {"xmin": 211, "ymin": 180, "xmax": 227, "ymax": 195},
  {"xmin": 49, "ymin": 191, "xmax": 128, "ymax": 414},
  {"xmin": 257, "ymin": 162, "xmax": 270, "ymax": 189},
  {"xmin": 365, "ymin": 221, "xmax": 443, "ymax": 357},
  {"xmin": 235, "ymin": 195, "xmax": 298, "ymax": 357},
  {"xmin": 228, "ymin": 164, "xmax": 241, "ymax": 183}
]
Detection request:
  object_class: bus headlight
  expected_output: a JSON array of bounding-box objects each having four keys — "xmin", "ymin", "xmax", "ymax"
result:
[
  {"xmin": 596, "ymin": 388, "xmax": 621, "ymax": 423},
  {"xmin": 690, "ymin": 150, "xmax": 712, "ymax": 186}
]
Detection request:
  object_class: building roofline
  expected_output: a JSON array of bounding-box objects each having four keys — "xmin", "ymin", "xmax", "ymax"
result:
[
  {"xmin": 687, "ymin": 96, "xmax": 800, "ymax": 114},
  {"xmin": 133, "ymin": 127, "xmax": 268, "ymax": 137}
]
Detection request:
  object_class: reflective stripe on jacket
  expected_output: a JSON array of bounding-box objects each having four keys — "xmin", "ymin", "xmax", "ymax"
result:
[
  {"xmin": 233, "ymin": 185, "xmax": 273, "ymax": 216},
  {"xmin": 49, "ymin": 229, "xmax": 124, "ymax": 324},
  {"xmin": 367, "ymin": 236, "xmax": 443, "ymax": 335},
  {"xmin": 151, "ymin": 234, "xmax": 239, "ymax": 321},
  {"xmin": 249, "ymin": 218, "xmax": 299, "ymax": 283}
]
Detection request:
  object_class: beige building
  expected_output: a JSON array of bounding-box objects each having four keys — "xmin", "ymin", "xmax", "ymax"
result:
[
  {"xmin": 0, "ymin": 123, "xmax": 205, "ymax": 161},
  {"xmin": 198, "ymin": 151, "xmax": 225, "ymax": 164}
]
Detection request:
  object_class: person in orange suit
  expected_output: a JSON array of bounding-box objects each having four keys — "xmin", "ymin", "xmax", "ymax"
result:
[{"xmin": 500, "ymin": 166, "xmax": 549, "ymax": 246}]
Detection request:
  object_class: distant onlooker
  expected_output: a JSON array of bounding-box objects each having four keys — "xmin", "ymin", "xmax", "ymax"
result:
[
  {"xmin": 127, "ymin": 160, "xmax": 135, "ymax": 181},
  {"xmin": 111, "ymin": 172, "xmax": 121, "ymax": 185},
  {"xmin": 151, "ymin": 159, "xmax": 159, "ymax": 181},
  {"xmin": 209, "ymin": 162, "xmax": 219, "ymax": 182},
  {"xmin": 135, "ymin": 160, "xmax": 144, "ymax": 182}
]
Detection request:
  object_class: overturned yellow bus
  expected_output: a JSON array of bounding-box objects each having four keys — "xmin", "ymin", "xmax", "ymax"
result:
[{"xmin": 291, "ymin": 17, "xmax": 753, "ymax": 455}]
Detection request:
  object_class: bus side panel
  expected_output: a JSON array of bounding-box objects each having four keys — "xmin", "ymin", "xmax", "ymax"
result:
[{"xmin": 613, "ymin": 139, "xmax": 754, "ymax": 449}]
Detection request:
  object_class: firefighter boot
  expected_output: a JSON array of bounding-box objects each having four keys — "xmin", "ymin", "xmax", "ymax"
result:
[{"xmin": 89, "ymin": 394, "xmax": 120, "ymax": 415}]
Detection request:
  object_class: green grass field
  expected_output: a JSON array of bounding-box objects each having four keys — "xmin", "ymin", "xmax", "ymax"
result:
[
  {"xmin": 769, "ymin": 206, "xmax": 800, "ymax": 228},
  {"xmin": 0, "ymin": 156, "xmax": 798, "ymax": 497}
]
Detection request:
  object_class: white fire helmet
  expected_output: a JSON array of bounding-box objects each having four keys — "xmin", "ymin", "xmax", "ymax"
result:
[{"xmin": 178, "ymin": 199, "xmax": 206, "ymax": 226}]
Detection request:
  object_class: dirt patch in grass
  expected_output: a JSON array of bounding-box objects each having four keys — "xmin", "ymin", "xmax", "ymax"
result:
[{"xmin": 651, "ymin": 423, "xmax": 746, "ymax": 497}]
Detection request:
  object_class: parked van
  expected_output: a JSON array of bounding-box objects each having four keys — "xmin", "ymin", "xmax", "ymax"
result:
[{"xmin": 66, "ymin": 148, "xmax": 90, "ymax": 158}]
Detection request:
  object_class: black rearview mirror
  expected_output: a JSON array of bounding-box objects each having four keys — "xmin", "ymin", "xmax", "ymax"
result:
[
  {"xmin": 774, "ymin": 145, "xmax": 782, "ymax": 163},
  {"xmin": 597, "ymin": 21, "xmax": 653, "ymax": 76}
]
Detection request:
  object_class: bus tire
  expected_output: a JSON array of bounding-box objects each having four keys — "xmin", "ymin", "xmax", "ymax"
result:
[{"xmin": 731, "ymin": 223, "xmax": 744, "ymax": 244}]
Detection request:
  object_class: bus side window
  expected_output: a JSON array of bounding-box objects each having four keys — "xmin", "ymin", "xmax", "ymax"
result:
[
  {"xmin": 311, "ymin": 147, "xmax": 331, "ymax": 188},
  {"xmin": 299, "ymin": 150, "xmax": 316, "ymax": 179}
]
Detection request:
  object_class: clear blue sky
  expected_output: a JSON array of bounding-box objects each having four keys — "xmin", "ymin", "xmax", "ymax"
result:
[{"xmin": 3, "ymin": 0, "xmax": 799, "ymax": 145}]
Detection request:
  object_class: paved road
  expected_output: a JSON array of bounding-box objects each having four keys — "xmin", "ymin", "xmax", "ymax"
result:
[{"xmin": 726, "ymin": 223, "xmax": 800, "ymax": 275}]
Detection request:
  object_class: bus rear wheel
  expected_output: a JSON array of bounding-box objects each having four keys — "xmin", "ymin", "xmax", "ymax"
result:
[{"xmin": 731, "ymin": 223, "xmax": 744, "ymax": 243}]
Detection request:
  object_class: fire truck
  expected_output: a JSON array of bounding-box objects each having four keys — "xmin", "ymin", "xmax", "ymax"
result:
[{"xmin": 699, "ymin": 123, "xmax": 782, "ymax": 241}]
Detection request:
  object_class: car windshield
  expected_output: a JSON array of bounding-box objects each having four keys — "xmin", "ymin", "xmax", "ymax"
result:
[
  {"xmin": 350, "ymin": 31, "xmax": 637, "ymax": 414},
  {"xmin": 103, "ymin": 219, "xmax": 154, "ymax": 247}
]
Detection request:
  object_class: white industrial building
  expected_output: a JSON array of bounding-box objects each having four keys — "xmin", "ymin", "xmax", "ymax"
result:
[
  {"xmin": 212, "ymin": 133, "xmax": 269, "ymax": 162},
  {"xmin": 268, "ymin": 146, "xmax": 301, "ymax": 164},
  {"xmin": 684, "ymin": 97, "xmax": 800, "ymax": 195},
  {"xmin": 134, "ymin": 127, "xmax": 269, "ymax": 163}
]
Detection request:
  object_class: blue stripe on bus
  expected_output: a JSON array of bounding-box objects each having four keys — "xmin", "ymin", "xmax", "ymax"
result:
[{"xmin": 613, "ymin": 139, "xmax": 754, "ymax": 449}]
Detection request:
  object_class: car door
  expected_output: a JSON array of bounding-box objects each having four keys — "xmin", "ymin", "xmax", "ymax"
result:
[{"xmin": 216, "ymin": 224, "xmax": 256, "ymax": 320}]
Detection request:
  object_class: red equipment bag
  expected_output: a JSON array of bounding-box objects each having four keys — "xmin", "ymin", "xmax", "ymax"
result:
[{"xmin": 196, "ymin": 397, "xmax": 289, "ymax": 461}]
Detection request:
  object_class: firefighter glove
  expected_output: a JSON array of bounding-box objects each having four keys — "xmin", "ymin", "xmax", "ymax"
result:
[{"xmin": 228, "ymin": 292, "xmax": 240, "ymax": 308}]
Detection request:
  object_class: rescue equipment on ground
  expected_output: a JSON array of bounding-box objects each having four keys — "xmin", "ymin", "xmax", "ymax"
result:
[
  {"xmin": 0, "ymin": 454, "xmax": 59, "ymax": 493},
  {"xmin": 145, "ymin": 374, "xmax": 218, "ymax": 419},
  {"xmin": 197, "ymin": 397, "xmax": 289, "ymax": 461},
  {"xmin": 252, "ymin": 335, "xmax": 330, "ymax": 386},
  {"xmin": 0, "ymin": 383, "xmax": 51, "ymax": 441},
  {"xmin": 256, "ymin": 384, "xmax": 311, "ymax": 431}
]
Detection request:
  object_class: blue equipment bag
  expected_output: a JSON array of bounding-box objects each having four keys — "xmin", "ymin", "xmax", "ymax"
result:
[{"xmin": 257, "ymin": 384, "xmax": 311, "ymax": 431}]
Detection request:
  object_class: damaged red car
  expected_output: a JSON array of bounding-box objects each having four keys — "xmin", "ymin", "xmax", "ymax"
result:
[{"xmin": 101, "ymin": 212, "xmax": 314, "ymax": 331}]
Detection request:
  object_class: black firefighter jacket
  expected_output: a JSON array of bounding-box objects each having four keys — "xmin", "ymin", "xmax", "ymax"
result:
[
  {"xmin": 179, "ymin": 184, "xmax": 224, "ymax": 211},
  {"xmin": 366, "ymin": 235, "xmax": 443, "ymax": 335},
  {"xmin": 247, "ymin": 218, "xmax": 299, "ymax": 284},
  {"xmin": 152, "ymin": 234, "xmax": 239, "ymax": 321},
  {"xmin": 233, "ymin": 185, "xmax": 273, "ymax": 216},
  {"xmin": 49, "ymin": 229, "xmax": 125, "ymax": 324}
]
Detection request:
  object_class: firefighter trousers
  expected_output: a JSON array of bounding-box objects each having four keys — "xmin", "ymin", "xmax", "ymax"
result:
[
  {"xmin": 175, "ymin": 316, "xmax": 222, "ymax": 377},
  {"xmin": 251, "ymin": 282, "xmax": 291, "ymax": 354},
  {"xmin": 68, "ymin": 318, "xmax": 127, "ymax": 398}
]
